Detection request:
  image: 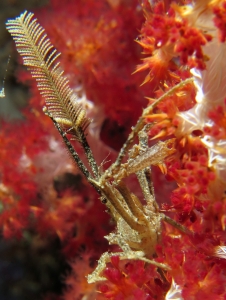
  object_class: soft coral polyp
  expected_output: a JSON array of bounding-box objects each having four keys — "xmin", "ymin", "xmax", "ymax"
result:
[{"xmin": 99, "ymin": 256, "xmax": 168, "ymax": 300}]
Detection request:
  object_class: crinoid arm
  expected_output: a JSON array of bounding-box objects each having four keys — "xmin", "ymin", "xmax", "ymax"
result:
[{"xmin": 6, "ymin": 11, "xmax": 99, "ymax": 178}]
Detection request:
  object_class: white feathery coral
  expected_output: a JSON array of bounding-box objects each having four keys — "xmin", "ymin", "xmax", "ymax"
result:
[
  {"xmin": 214, "ymin": 245, "xmax": 226, "ymax": 259},
  {"xmin": 165, "ymin": 278, "xmax": 183, "ymax": 300}
]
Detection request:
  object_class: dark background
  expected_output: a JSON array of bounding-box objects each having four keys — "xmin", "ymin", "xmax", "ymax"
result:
[{"xmin": 0, "ymin": 0, "xmax": 48, "ymax": 120}]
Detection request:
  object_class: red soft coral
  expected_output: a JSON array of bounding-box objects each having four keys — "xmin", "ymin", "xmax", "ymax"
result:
[
  {"xmin": 98, "ymin": 256, "xmax": 169, "ymax": 300},
  {"xmin": 213, "ymin": 0, "xmax": 226, "ymax": 42},
  {"xmin": 136, "ymin": 1, "xmax": 212, "ymax": 88}
]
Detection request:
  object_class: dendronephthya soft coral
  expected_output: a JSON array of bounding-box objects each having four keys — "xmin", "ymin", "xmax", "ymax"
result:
[
  {"xmin": 3, "ymin": 0, "xmax": 226, "ymax": 299},
  {"xmin": 137, "ymin": 0, "xmax": 226, "ymax": 299},
  {"xmin": 176, "ymin": 0, "xmax": 226, "ymax": 201}
]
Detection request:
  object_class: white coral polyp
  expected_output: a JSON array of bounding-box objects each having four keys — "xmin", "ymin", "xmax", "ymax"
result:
[
  {"xmin": 178, "ymin": 40, "xmax": 226, "ymax": 134},
  {"xmin": 214, "ymin": 245, "xmax": 226, "ymax": 259},
  {"xmin": 165, "ymin": 278, "xmax": 183, "ymax": 300}
]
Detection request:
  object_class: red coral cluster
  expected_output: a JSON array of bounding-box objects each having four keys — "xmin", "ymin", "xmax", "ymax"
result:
[
  {"xmin": 204, "ymin": 103, "xmax": 226, "ymax": 139},
  {"xmin": 213, "ymin": 0, "xmax": 226, "ymax": 42},
  {"xmin": 36, "ymin": 0, "xmax": 148, "ymax": 151},
  {"xmin": 146, "ymin": 79, "xmax": 196, "ymax": 139},
  {"xmin": 2, "ymin": 0, "xmax": 226, "ymax": 299},
  {"xmin": 135, "ymin": 1, "xmax": 212, "ymax": 87},
  {"xmin": 131, "ymin": 0, "xmax": 226, "ymax": 299},
  {"xmin": 99, "ymin": 256, "xmax": 168, "ymax": 300},
  {"xmin": 157, "ymin": 229, "xmax": 226, "ymax": 299},
  {"xmin": 0, "ymin": 109, "xmax": 49, "ymax": 238},
  {"xmin": 167, "ymin": 141, "xmax": 215, "ymax": 221}
]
